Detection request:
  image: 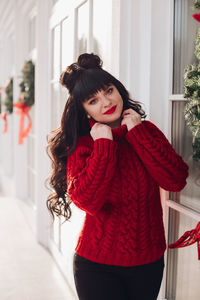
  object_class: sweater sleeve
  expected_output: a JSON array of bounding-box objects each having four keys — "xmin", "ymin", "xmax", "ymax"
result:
[
  {"xmin": 125, "ymin": 120, "xmax": 189, "ymax": 192},
  {"xmin": 66, "ymin": 137, "xmax": 118, "ymax": 216}
]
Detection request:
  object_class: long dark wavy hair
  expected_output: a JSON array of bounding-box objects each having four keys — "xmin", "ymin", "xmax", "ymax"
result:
[{"xmin": 46, "ymin": 53, "xmax": 146, "ymax": 224}]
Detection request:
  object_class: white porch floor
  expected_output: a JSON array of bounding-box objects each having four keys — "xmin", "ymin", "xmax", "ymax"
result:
[{"xmin": 0, "ymin": 195, "xmax": 76, "ymax": 300}]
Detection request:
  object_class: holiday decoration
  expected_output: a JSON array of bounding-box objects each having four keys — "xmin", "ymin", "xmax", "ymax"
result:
[
  {"xmin": 195, "ymin": 28, "xmax": 200, "ymax": 59},
  {"xmin": 4, "ymin": 78, "xmax": 13, "ymax": 114},
  {"xmin": 0, "ymin": 78, "xmax": 13, "ymax": 134},
  {"xmin": 169, "ymin": 1, "xmax": 200, "ymax": 259},
  {"xmin": 193, "ymin": 0, "xmax": 200, "ymax": 11},
  {"xmin": 183, "ymin": 62, "xmax": 200, "ymax": 161},
  {"xmin": 0, "ymin": 89, "xmax": 7, "ymax": 133},
  {"xmin": 14, "ymin": 60, "xmax": 34, "ymax": 144},
  {"xmin": 0, "ymin": 112, "xmax": 8, "ymax": 133},
  {"xmin": 13, "ymin": 94, "xmax": 32, "ymax": 144},
  {"xmin": 169, "ymin": 222, "xmax": 200, "ymax": 260},
  {"xmin": 183, "ymin": 3, "xmax": 200, "ymax": 161},
  {"xmin": 19, "ymin": 60, "xmax": 34, "ymax": 107}
]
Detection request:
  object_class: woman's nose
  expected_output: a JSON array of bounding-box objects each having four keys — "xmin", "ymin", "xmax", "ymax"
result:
[{"xmin": 102, "ymin": 96, "xmax": 111, "ymax": 106}]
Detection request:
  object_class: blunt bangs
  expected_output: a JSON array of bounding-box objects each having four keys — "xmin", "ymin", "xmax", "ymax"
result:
[{"xmin": 71, "ymin": 68, "xmax": 118, "ymax": 104}]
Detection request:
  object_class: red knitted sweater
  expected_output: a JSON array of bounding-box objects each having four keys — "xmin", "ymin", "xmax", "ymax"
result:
[{"xmin": 66, "ymin": 119, "xmax": 189, "ymax": 266}]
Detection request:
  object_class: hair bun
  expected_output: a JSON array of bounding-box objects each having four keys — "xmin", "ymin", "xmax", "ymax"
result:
[
  {"xmin": 77, "ymin": 53, "xmax": 102, "ymax": 69},
  {"xmin": 60, "ymin": 53, "xmax": 103, "ymax": 91}
]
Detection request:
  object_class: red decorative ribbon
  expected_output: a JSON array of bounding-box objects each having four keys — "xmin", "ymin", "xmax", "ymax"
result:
[
  {"xmin": 0, "ymin": 112, "xmax": 8, "ymax": 133},
  {"xmin": 168, "ymin": 222, "xmax": 200, "ymax": 260},
  {"xmin": 13, "ymin": 102, "xmax": 32, "ymax": 144},
  {"xmin": 192, "ymin": 13, "xmax": 200, "ymax": 22}
]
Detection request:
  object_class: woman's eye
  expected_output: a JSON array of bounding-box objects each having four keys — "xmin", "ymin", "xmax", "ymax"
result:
[
  {"xmin": 89, "ymin": 99, "xmax": 97, "ymax": 104},
  {"xmin": 107, "ymin": 87, "xmax": 113, "ymax": 94}
]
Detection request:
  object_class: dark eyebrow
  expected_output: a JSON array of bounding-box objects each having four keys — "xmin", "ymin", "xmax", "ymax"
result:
[
  {"xmin": 86, "ymin": 85, "xmax": 112, "ymax": 102},
  {"xmin": 86, "ymin": 95, "xmax": 96, "ymax": 102}
]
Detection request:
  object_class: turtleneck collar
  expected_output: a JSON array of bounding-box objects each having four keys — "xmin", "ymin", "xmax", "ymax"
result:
[{"xmin": 89, "ymin": 118, "xmax": 128, "ymax": 141}]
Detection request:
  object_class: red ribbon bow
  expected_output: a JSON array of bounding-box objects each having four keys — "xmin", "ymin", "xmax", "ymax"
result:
[
  {"xmin": 13, "ymin": 102, "xmax": 32, "ymax": 144},
  {"xmin": 168, "ymin": 222, "xmax": 200, "ymax": 260},
  {"xmin": 0, "ymin": 112, "xmax": 8, "ymax": 133},
  {"xmin": 192, "ymin": 13, "xmax": 200, "ymax": 22}
]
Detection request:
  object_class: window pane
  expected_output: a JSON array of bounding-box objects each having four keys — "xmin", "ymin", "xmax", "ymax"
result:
[
  {"xmin": 166, "ymin": 209, "xmax": 200, "ymax": 299},
  {"xmin": 173, "ymin": 0, "xmax": 199, "ymax": 94},
  {"xmin": 170, "ymin": 100, "xmax": 200, "ymax": 213},
  {"xmin": 52, "ymin": 25, "xmax": 60, "ymax": 81},
  {"xmin": 60, "ymin": 85, "xmax": 68, "ymax": 114},
  {"xmin": 51, "ymin": 83, "xmax": 60, "ymax": 130},
  {"xmin": 77, "ymin": 1, "xmax": 89, "ymax": 55},
  {"xmin": 61, "ymin": 17, "xmax": 74, "ymax": 70},
  {"xmin": 92, "ymin": 0, "xmax": 112, "ymax": 69},
  {"xmin": 29, "ymin": 16, "xmax": 36, "ymax": 51}
]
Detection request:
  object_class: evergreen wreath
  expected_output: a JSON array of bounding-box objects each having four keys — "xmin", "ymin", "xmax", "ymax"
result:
[
  {"xmin": 4, "ymin": 78, "xmax": 13, "ymax": 114},
  {"xmin": 193, "ymin": 0, "xmax": 200, "ymax": 10},
  {"xmin": 183, "ymin": 2, "xmax": 200, "ymax": 161},
  {"xmin": 19, "ymin": 60, "xmax": 35, "ymax": 106}
]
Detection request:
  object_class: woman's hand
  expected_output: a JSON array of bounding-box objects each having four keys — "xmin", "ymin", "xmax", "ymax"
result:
[
  {"xmin": 90, "ymin": 123, "xmax": 113, "ymax": 141},
  {"xmin": 121, "ymin": 109, "xmax": 142, "ymax": 131}
]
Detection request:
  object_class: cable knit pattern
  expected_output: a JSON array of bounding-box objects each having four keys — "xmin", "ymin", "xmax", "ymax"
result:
[{"xmin": 66, "ymin": 119, "xmax": 189, "ymax": 266}]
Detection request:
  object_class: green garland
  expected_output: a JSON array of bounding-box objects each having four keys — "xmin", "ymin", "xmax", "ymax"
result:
[
  {"xmin": 4, "ymin": 78, "xmax": 13, "ymax": 114},
  {"xmin": 19, "ymin": 60, "xmax": 35, "ymax": 106},
  {"xmin": 184, "ymin": 63, "xmax": 200, "ymax": 99},
  {"xmin": 183, "ymin": 22, "xmax": 200, "ymax": 161},
  {"xmin": 183, "ymin": 62, "xmax": 200, "ymax": 162},
  {"xmin": 194, "ymin": 28, "xmax": 200, "ymax": 60},
  {"xmin": 193, "ymin": 0, "xmax": 200, "ymax": 10}
]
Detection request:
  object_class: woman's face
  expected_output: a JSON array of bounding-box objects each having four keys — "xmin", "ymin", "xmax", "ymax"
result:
[{"xmin": 82, "ymin": 84, "xmax": 124, "ymax": 128}]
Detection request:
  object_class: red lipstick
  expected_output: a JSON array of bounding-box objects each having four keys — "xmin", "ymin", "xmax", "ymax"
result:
[{"xmin": 103, "ymin": 105, "xmax": 117, "ymax": 114}]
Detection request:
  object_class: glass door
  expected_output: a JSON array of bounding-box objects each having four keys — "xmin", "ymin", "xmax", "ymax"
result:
[
  {"xmin": 165, "ymin": 1, "xmax": 200, "ymax": 299},
  {"xmin": 166, "ymin": 99, "xmax": 200, "ymax": 300}
]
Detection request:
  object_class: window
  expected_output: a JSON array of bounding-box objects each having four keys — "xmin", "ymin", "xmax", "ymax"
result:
[
  {"xmin": 173, "ymin": 0, "xmax": 199, "ymax": 94},
  {"xmin": 166, "ymin": 1, "xmax": 200, "ymax": 299}
]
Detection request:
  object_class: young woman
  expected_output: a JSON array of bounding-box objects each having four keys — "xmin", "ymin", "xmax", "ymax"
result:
[{"xmin": 46, "ymin": 53, "xmax": 189, "ymax": 300}]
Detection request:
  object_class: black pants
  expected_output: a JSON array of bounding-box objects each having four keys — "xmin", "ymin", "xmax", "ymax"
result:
[{"xmin": 73, "ymin": 253, "xmax": 165, "ymax": 300}]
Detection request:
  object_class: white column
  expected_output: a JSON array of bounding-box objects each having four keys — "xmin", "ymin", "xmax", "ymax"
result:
[{"xmin": 35, "ymin": 0, "xmax": 52, "ymax": 248}]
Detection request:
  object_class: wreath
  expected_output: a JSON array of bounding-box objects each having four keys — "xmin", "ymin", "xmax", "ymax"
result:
[
  {"xmin": 19, "ymin": 60, "xmax": 35, "ymax": 106},
  {"xmin": 193, "ymin": 0, "xmax": 200, "ymax": 10},
  {"xmin": 0, "ymin": 79, "xmax": 13, "ymax": 133},
  {"xmin": 4, "ymin": 78, "xmax": 13, "ymax": 114},
  {"xmin": 13, "ymin": 60, "xmax": 35, "ymax": 144}
]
